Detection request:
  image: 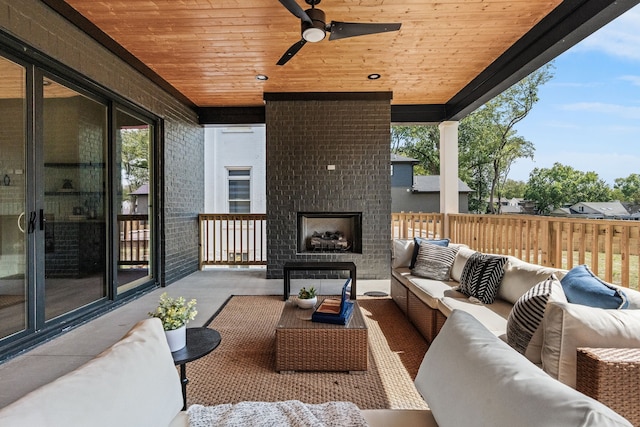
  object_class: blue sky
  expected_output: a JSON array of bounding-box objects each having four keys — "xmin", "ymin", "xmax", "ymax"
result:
[{"xmin": 510, "ymin": 5, "xmax": 640, "ymax": 186}]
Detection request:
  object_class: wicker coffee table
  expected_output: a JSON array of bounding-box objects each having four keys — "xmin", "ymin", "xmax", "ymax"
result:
[{"xmin": 275, "ymin": 298, "xmax": 368, "ymax": 373}]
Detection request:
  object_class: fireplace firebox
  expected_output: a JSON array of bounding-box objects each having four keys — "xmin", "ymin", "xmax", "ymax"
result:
[{"xmin": 297, "ymin": 212, "xmax": 362, "ymax": 254}]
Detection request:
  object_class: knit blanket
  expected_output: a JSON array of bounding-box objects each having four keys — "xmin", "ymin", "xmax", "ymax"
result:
[{"xmin": 187, "ymin": 400, "xmax": 369, "ymax": 427}]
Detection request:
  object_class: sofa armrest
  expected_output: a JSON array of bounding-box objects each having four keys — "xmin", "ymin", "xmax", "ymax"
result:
[{"xmin": 577, "ymin": 347, "xmax": 640, "ymax": 427}]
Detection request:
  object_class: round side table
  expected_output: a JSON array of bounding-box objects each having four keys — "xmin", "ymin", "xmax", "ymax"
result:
[{"xmin": 171, "ymin": 327, "xmax": 221, "ymax": 410}]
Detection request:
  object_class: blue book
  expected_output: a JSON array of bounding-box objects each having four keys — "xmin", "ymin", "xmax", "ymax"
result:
[{"xmin": 312, "ymin": 279, "xmax": 354, "ymax": 325}]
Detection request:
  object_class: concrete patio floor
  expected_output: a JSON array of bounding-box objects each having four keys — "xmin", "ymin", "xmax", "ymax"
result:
[{"xmin": 0, "ymin": 268, "xmax": 390, "ymax": 408}]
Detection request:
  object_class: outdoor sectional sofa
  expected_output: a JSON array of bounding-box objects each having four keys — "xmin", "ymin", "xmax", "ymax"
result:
[
  {"xmin": 0, "ymin": 239, "xmax": 636, "ymax": 426},
  {"xmin": 0, "ymin": 310, "xmax": 631, "ymax": 426},
  {"xmin": 391, "ymin": 237, "xmax": 640, "ymax": 422}
]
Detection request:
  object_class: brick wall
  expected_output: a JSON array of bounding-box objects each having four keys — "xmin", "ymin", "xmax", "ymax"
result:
[
  {"xmin": 1, "ymin": 0, "xmax": 204, "ymax": 285},
  {"xmin": 265, "ymin": 96, "xmax": 391, "ymax": 279}
]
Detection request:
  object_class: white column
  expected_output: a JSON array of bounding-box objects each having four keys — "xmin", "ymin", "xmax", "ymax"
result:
[{"xmin": 439, "ymin": 121, "xmax": 459, "ymax": 237}]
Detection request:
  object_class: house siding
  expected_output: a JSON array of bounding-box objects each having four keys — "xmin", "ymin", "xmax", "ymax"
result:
[{"xmin": 1, "ymin": 0, "xmax": 204, "ymax": 285}]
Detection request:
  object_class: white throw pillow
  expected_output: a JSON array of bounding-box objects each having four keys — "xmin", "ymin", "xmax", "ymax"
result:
[
  {"xmin": 392, "ymin": 239, "xmax": 414, "ymax": 269},
  {"xmin": 498, "ymin": 256, "xmax": 560, "ymax": 304},
  {"xmin": 450, "ymin": 247, "xmax": 477, "ymax": 282},
  {"xmin": 542, "ymin": 301, "xmax": 640, "ymax": 388}
]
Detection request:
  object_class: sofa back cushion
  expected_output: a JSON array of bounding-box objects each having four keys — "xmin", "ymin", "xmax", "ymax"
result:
[
  {"xmin": 0, "ymin": 318, "xmax": 183, "ymax": 427},
  {"xmin": 542, "ymin": 301, "xmax": 640, "ymax": 388},
  {"xmin": 450, "ymin": 246, "xmax": 477, "ymax": 282},
  {"xmin": 416, "ymin": 310, "xmax": 632, "ymax": 427},
  {"xmin": 498, "ymin": 256, "xmax": 560, "ymax": 304},
  {"xmin": 392, "ymin": 239, "xmax": 414, "ymax": 269}
]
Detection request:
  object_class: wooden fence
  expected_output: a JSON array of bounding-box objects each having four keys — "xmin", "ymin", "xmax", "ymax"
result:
[
  {"xmin": 199, "ymin": 214, "xmax": 267, "ymax": 268},
  {"xmin": 197, "ymin": 212, "xmax": 640, "ymax": 289},
  {"xmin": 449, "ymin": 214, "xmax": 640, "ymax": 290},
  {"xmin": 118, "ymin": 214, "xmax": 149, "ymax": 266}
]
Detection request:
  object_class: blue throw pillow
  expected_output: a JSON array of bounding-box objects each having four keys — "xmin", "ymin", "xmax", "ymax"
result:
[
  {"xmin": 410, "ymin": 237, "xmax": 450, "ymax": 269},
  {"xmin": 560, "ymin": 265, "xmax": 628, "ymax": 309}
]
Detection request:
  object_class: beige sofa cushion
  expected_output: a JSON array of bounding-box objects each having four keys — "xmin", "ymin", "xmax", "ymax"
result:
[
  {"xmin": 0, "ymin": 318, "xmax": 183, "ymax": 427},
  {"xmin": 450, "ymin": 246, "xmax": 477, "ymax": 282},
  {"xmin": 393, "ymin": 267, "xmax": 457, "ymax": 309},
  {"xmin": 438, "ymin": 296, "xmax": 511, "ymax": 336},
  {"xmin": 542, "ymin": 301, "xmax": 640, "ymax": 388},
  {"xmin": 392, "ymin": 239, "xmax": 414, "ymax": 269},
  {"xmin": 498, "ymin": 256, "xmax": 559, "ymax": 304},
  {"xmin": 417, "ymin": 310, "xmax": 632, "ymax": 427}
]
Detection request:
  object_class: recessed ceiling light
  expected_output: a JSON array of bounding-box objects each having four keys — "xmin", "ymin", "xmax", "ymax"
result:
[
  {"xmin": 367, "ymin": 73, "xmax": 381, "ymax": 80},
  {"xmin": 256, "ymin": 74, "xmax": 268, "ymax": 81}
]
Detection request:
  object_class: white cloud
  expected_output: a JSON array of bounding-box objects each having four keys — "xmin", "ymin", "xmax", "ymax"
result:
[
  {"xmin": 620, "ymin": 75, "xmax": 640, "ymax": 86},
  {"xmin": 575, "ymin": 7, "xmax": 640, "ymax": 61},
  {"xmin": 561, "ymin": 102, "xmax": 640, "ymax": 119}
]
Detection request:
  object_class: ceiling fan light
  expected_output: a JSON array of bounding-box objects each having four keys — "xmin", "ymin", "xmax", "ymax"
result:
[{"xmin": 303, "ymin": 27, "xmax": 326, "ymax": 42}]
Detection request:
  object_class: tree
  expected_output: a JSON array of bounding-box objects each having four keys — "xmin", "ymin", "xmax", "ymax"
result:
[
  {"xmin": 524, "ymin": 163, "xmax": 612, "ymax": 214},
  {"xmin": 391, "ymin": 125, "xmax": 440, "ymax": 175},
  {"xmin": 121, "ymin": 128, "xmax": 149, "ymax": 196},
  {"xmin": 391, "ymin": 63, "xmax": 554, "ymax": 214},
  {"xmin": 465, "ymin": 63, "xmax": 553, "ymax": 213},
  {"xmin": 614, "ymin": 173, "xmax": 640, "ymax": 204},
  {"xmin": 501, "ymin": 179, "xmax": 527, "ymax": 199}
]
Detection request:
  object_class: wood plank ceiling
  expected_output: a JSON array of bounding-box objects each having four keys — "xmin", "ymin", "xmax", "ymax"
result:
[{"xmin": 46, "ymin": 0, "xmax": 638, "ymax": 121}]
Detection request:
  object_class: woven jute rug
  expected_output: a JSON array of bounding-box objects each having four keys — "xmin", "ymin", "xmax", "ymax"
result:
[{"xmin": 186, "ymin": 295, "xmax": 429, "ymax": 410}]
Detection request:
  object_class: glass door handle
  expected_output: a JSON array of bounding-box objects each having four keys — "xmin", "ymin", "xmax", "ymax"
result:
[
  {"xmin": 18, "ymin": 212, "xmax": 25, "ymax": 233},
  {"xmin": 27, "ymin": 211, "xmax": 37, "ymax": 234}
]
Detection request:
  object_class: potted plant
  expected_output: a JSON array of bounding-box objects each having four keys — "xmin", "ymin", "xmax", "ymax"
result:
[
  {"xmin": 148, "ymin": 292, "xmax": 197, "ymax": 352},
  {"xmin": 297, "ymin": 286, "xmax": 317, "ymax": 309}
]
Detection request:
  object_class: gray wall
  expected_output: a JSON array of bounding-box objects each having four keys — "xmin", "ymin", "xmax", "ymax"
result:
[
  {"xmin": 265, "ymin": 97, "xmax": 391, "ymax": 280},
  {"xmin": 1, "ymin": 0, "xmax": 204, "ymax": 285},
  {"xmin": 391, "ymin": 189, "xmax": 469, "ymax": 213}
]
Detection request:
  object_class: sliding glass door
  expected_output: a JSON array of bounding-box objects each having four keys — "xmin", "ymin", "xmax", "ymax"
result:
[
  {"xmin": 41, "ymin": 76, "xmax": 108, "ymax": 320},
  {"xmin": 0, "ymin": 56, "xmax": 27, "ymax": 339},
  {"xmin": 0, "ymin": 48, "xmax": 159, "ymax": 354}
]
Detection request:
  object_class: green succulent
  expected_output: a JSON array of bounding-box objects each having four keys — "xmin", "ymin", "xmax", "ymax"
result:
[{"xmin": 298, "ymin": 286, "xmax": 317, "ymax": 299}]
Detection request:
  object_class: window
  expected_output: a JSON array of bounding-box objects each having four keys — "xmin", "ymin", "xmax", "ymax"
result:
[{"xmin": 228, "ymin": 169, "xmax": 250, "ymax": 213}]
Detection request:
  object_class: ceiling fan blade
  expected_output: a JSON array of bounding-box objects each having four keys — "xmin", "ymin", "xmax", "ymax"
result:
[
  {"xmin": 328, "ymin": 22, "xmax": 401, "ymax": 41},
  {"xmin": 278, "ymin": 0, "xmax": 313, "ymax": 25},
  {"xmin": 277, "ymin": 39, "xmax": 307, "ymax": 66}
]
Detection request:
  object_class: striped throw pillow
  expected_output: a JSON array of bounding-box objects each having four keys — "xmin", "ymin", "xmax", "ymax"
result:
[
  {"xmin": 412, "ymin": 243, "xmax": 459, "ymax": 281},
  {"xmin": 507, "ymin": 275, "xmax": 565, "ymax": 359},
  {"xmin": 458, "ymin": 253, "xmax": 507, "ymax": 304}
]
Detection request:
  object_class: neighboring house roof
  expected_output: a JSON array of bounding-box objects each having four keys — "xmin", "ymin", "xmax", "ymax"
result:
[
  {"xmin": 570, "ymin": 201, "xmax": 629, "ymax": 217},
  {"xmin": 390, "ymin": 154, "xmax": 419, "ymax": 163},
  {"xmin": 412, "ymin": 175, "xmax": 472, "ymax": 193},
  {"xmin": 550, "ymin": 207, "xmax": 572, "ymax": 216},
  {"xmin": 500, "ymin": 205, "xmax": 523, "ymax": 214},
  {"xmin": 131, "ymin": 183, "xmax": 149, "ymax": 195}
]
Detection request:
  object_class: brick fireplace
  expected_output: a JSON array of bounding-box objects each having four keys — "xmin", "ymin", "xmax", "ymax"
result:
[{"xmin": 265, "ymin": 93, "xmax": 391, "ymax": 279}]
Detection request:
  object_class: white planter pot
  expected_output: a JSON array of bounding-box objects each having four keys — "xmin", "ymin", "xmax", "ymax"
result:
[
  {"xmin": 165, "ymin": 325, "xmax": 186, "ymax": 352},
  {"xmin": 297, "ymin": 296, "xmax": 317, "ymax": 309}
]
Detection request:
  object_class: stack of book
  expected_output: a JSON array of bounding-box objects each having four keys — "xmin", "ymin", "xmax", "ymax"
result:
[{"xmin": 311, "ymin": 278, "xmax": 354, "ymax": 325}]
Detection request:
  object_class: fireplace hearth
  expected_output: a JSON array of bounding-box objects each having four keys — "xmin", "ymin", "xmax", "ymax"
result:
[{"xmin": 297, "ymin": 212, "xmax": 362, "ymax": 254}]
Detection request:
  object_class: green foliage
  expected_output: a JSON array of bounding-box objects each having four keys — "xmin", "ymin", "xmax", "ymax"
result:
[
  {"xmin": 148, "ymin": 292, "xmax": 197, "ymax": 331},
  {"xmin": 391, "ymin": 126, "xmax": 440, "ymax": 175},
  {"xmin": 391, "ymin": 64, "xmax": 554, "ymax": 214},
  {"xmin": 462, "ymin": 63, "xmax": 553, "ymax": 213},
  {"xmin": 614, "ymin": 173, "xmax": 640, "ymax": 204},
  {"xmin": 298, "ymin": 287, "xmax": 317, "ymax": 299},
  {"xmin": 121, "ymin": 128, "xmax": 150, "ymax": 197},
  {"xmin": 524, "ymin": 163, "xmax": 613, "ymax": 214},
  {"xmin": 501, "ymin": 179, "xmax": 527, "ymax": 199}
]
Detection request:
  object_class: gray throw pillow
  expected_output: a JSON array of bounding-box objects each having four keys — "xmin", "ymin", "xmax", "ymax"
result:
[{"xmin": 412, "ymin": 243, "xmax": 459, "ymax": 281}]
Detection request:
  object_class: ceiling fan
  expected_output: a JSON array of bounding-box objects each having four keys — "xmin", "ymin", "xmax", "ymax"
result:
[{"xmin": 277, "ymin": 0, "xmax": 401, "ymax": 66}]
